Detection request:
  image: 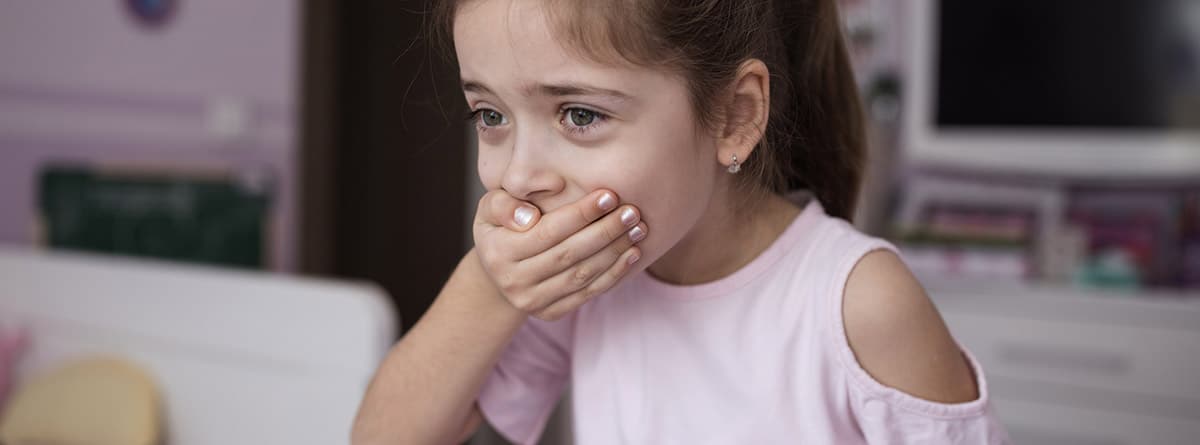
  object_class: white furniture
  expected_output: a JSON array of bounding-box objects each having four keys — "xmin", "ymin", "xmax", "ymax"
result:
[
  {"xmin": 926, "ymin": 278, "xmax": 1200, "ymax": 445},
  {"xmin": 0, "ymin": 247, "xmax": 397, "ymax": 445}
]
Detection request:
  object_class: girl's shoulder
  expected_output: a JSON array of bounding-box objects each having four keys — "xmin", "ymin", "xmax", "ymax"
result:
[
  {"xmin": 841, "ymin": 249, "xmax": 980, "ymax": 404},
  {"xmin": 798, "ymin": 204, "xmax": 981, "ymax": 406},
  {"xmin": 817, "ymin": 228, "xmax": 1006, "ymax": 441}
]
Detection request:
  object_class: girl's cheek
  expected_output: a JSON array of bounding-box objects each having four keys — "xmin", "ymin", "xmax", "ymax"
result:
[{"xmin": 477, "ymin": 153, "xmax": 505, "ymax": 190}]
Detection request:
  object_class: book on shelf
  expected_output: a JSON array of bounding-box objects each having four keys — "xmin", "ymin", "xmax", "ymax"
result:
[{"xmin": 894, "ymin": 204, "xmax": 1033, "ymax": 283}]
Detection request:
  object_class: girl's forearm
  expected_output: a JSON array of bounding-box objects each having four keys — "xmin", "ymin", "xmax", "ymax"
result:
[{"xmin": 351, "ymin": 249, "xmax": 526, "ymax": 444}]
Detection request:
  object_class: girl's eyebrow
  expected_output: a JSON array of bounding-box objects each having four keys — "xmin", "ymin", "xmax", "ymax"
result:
[
  {"xmin": 461, "ymin": 79, "xmax": 633, "ymax": 103},
  {"xmin": 461, "ymin": 80, "xmax": 496, "ymax": 95},
  {"xmin": 531, "ymin": 83, "xmax": 633, "ymax": 102}
]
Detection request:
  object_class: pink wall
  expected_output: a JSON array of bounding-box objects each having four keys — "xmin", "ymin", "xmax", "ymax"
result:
[{"xmin": 0, "ymin": 0, "xmax": 300, "ymax": 270}]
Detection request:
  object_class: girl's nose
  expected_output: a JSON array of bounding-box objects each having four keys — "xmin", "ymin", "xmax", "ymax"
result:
[{"xmin": 500, "ymin": 133, "xmax": 565, "ymax": 203}]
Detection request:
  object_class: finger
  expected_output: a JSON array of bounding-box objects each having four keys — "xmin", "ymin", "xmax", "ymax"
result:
[
  {"xmin": 519, "ymin": 204, "xmax": 644, "ymax": 281},
  {"xmin": 525, "ymin": 220, "xmax": 646, "ymax": 301},
  {"xmin": 509, "ymin": 220, "xmax": 642, "ymax": 314},
  {"xmin": 512, "ymin": 189, "xmax": 621, "ymax": 258},
  {"xmin": 475, "ymin": 189, "xmax": 542, "ymax": 233},
  {"xmin": 534, "ymin": 246, "xmax": 642, "ymax": 321}
]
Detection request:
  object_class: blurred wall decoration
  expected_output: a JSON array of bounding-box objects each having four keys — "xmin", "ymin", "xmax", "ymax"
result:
[
  {"xmin": 0, "ymin": 0, "xmax": 300, "ymax": 270},
  {"xmin": 37, "ymin": 164, "xmax": 273, "ymax": 269},
  {"xmin": 0, "ymin": 0, "xmax": 469, "ymax": 331}
]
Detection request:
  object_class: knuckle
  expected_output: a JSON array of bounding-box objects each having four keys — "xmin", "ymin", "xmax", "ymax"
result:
[
  {"xmin": 570, "ymin": 266, "xmax": 593, "ymax": 287},
  {"xmin": 603, "ymin": 220, "xmax": 624, "ymax": 243},
  {"xmin": 554, "ymin": 247, "xmax": 576, "ymax": 269},
  {"xmin": 578, "ymin": 286, "xmax": 597, "ymax": 302},
  {"xmin": 498, "ymin": 282, "xmax": 517, "ymax": 297},
  {"xmin": 532, "ymin": 224, "xmax": 555, "ymax": 244},
  {"xmin": 476, "ymin": 249, "xmax": 495, "ymax": 270},
  {"xmin": 509, "ymin": 294, "xmax": 537, "ymax": 312},
  {"xmin": 487, "ymin": 192, "xmax": 509, "ymax": 217},
  {"xmin": 496, "ymin": 272, "xmax": 519, "ymax": 295},
  {"xmin": 574, "ymin": 204, "xmax": 591, "ymax": 226},
  {"xmin": 480, "ymin": 239, "xmax": 513, "ymax": 266},
  {"xmin": 484, "ymin": 188, "xmax": 506, "ymax": 202},
  {"xmin": 479, "ymin": 250, "xmax": 502, "ymax": 273}
]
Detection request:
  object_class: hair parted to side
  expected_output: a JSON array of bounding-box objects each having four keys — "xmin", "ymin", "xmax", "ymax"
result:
[{"xmin": 433, "ymin": 0, "xmax": 865, "ymax": 221}]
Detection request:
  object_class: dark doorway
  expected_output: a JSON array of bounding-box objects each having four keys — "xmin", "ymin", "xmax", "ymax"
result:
[{"xmin": 301, "ymin": 0, "xmax": 468, "ymax": 335}]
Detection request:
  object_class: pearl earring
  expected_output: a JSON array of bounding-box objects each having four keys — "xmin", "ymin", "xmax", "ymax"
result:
[{"xmin": 727, "ymin": 154, "xmax": 741, "ymax": 174}]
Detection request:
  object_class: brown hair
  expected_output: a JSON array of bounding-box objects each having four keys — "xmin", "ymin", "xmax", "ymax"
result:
[{"xmin": 433, "ymin": 0, "xmax": 865, "ymax": 221}]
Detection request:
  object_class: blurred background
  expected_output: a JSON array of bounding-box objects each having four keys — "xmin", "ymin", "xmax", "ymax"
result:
[{"xmin": 0, "ymin": 0, "xmax": 1197, "ymax": 444}]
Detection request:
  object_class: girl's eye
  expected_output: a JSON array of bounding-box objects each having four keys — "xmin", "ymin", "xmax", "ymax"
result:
[
  {"xmin": 470, "ymin": 109, "xmax": 507, "ymax": 127},
  {"xmin": 560, "ymin": 107, "xmax": 608, "ymax": 135},
  {"xmin": 567, "ymin": 108, "xmax": 596, "ymax": 127},
  {"xmin": 481, "ymin": 109, "xmax": 505, "ymax": 126}
]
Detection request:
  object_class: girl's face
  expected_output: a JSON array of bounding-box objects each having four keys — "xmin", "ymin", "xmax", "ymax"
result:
[{"xmin": 454, "ymin": 0, "xmax": 728, "ymax": 273}]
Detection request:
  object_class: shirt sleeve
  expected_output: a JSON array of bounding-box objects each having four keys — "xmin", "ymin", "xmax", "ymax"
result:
[
  {"xmin": 841, "ymin": 345, "xmax": 1013, "ymax": 444},
  {"xmin": 823, "ymin": 229, "xmax": 1013, "ymax": 444},
  {"xmin": 477, "ymin": 313, "xmax": 576, "ymax": 445}
]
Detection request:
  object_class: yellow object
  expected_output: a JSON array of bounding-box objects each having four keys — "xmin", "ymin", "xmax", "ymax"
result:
[{"xmin": 0, "ymin": 358, "xmax": 161, "ymax": 445}]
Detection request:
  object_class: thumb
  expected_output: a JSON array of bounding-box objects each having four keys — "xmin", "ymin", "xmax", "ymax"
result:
[
  {"xmin": 477, "ymin": 189, "xmax": 542, "ymax": 232},
  {"xmin": 511, "ymin": 204, "xmax": 541, "ymax": 231}
]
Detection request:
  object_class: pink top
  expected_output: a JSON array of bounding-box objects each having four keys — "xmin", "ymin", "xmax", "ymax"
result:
[{"xmin": 478, "ymin": 198, "xmax": 1011, "ymax": 444}]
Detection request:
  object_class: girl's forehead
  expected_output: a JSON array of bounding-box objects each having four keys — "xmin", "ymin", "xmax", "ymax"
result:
[
  {"xmin": 453, "ymin": 0, "xmax": 557, "ymax": 57},
  {"xmin": 455, "ymin": 3, "xmax": 626, "ymax": 68},
  {"xmin": 454, "ymin": 5, "xmax": 649, "ymax": 96},
  {"xmin": 453, "ymin": 0, "xmax": 687, "ymax": 104}
]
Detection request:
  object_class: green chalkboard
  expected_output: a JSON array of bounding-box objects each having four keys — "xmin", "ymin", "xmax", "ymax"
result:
[{"xmin": 38, "ymin": 165, "xmax": 272, "ymax": 269}]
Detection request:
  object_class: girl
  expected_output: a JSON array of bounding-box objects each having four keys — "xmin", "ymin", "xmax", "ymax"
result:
[{"xmin": 353, "ymin": 0, "xmax": 1010, "ymax": 443}]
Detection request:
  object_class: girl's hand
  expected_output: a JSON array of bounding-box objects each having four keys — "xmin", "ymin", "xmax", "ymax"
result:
[{"xmin": 473, "ymin": 189, "xmax": 647, "ymax": 321}]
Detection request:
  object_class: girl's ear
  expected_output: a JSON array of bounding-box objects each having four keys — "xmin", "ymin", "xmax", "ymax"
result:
[{"xmin": 716, "ymin": 59, "xmax": 771, "ymax": 170}]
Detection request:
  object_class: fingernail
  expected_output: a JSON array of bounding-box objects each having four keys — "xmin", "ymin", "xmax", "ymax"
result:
[
  {"xmin": 620, "ymin": 208, "xmax": 637, "ymax": 226},
  {"xmin": 627, "ymin": 251, "xmax": 640, "ymax": 265},
  {"xmin": 628, "ymin": 225, "xmax": 646, "ymax": 243},
  {"xmin": 597, "ymin": 192, "xmax": 617, "ymax": 212},
  {"xmin": 514, "ymin": 206, "xmax": 535, "ymax": 227}
]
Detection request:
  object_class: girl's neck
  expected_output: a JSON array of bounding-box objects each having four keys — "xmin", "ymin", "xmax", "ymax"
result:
[{"xmin": 646, "ymin": 192, "xmax": 802, "ymax": 286}]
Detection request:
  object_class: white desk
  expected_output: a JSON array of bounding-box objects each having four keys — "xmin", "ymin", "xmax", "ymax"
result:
[{"xmin": 0, "ymin": 247, "xmax": 397, "ymax": 444}]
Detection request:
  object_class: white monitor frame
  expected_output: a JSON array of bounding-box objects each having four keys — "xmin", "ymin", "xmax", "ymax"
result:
[{"xmin": 902, "ymin": 0, "xmax": 1200, "ymax": 179}]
